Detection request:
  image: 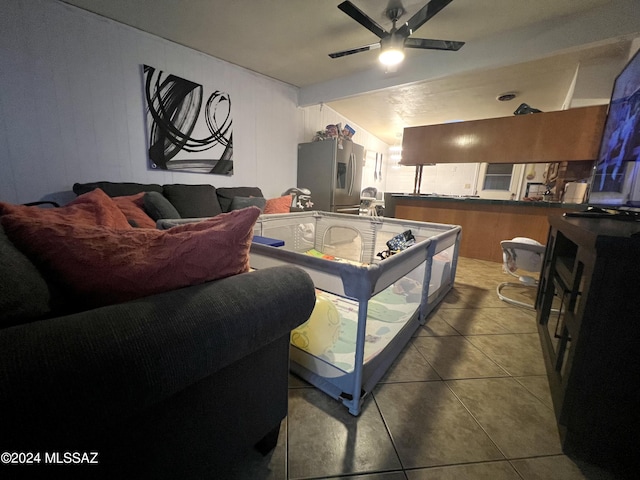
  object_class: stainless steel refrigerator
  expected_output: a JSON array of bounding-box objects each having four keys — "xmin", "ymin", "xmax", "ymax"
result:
[{"xmin": 297, "ymin": 139, "xmax": 364, "ymax": 214}]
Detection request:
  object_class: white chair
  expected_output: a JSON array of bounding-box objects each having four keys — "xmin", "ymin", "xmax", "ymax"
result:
[
  {"xmin": 497, "ymin": 237, "xmax": 545, "ymax": 309},
  {"xmin": 359, "ymin": 187, "xmax": 379, "ymax": 216}
]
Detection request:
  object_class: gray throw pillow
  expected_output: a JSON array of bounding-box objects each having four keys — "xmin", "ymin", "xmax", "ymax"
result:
[
  {"xmin": 143, "ymin": 191, "xmax": 181, "ymax": 220},
  {"xmin": 217, "ymin": 187, "xmax": 264, "ymax": 212},
  {"xmin": 162, "ymin": 184, "xmax": 223, "ymax": 218},
  {"xmin": 229, "ymin": 196, "xmax": 266, "ymax": 212},
  {"xmin": 0, "ymin": 225, "xmax": 52, "ymax": 327}
]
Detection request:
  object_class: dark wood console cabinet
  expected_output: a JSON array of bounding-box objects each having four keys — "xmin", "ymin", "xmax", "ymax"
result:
[{"xmin": 535, "ymin": 215, "xmax": 640, "ymax": 477}]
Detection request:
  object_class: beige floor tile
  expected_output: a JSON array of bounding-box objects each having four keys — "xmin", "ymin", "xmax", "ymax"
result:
[
  {"xmin": 447, "ymin": 377, "xmax": 563, "ymax": 458},
  {"xmin": 449, "ymin": 284, "xmax": 509, "ymax": 309},
  {"xmin": 414, "ymin": 313, "xmax": 461, "ymax": 337},
  {"xmin": 435, "ymin": 308, "xmax": 512, "ymax": 335},
  {"xmin": 374, "ymin": 382, "xmax": 504, "ymax": 469},
  {"xmin": 333, "ymin": 472, "xmax": 407, "ymax": 480},
  {"xmin": 466, "ymin": 333, "xmax": 546, "ymax": 376},
  {"xmin": 379, "ymin": 341, "xmax": 441, "ymax": 383},
  {"xmin": 510, "ymin": 454, "xmax": 621, "ymax": 480},
  {"xmin": 406, "ymin": 460, "xmax": 521, "ymax": 479},
  {"xmin": 288, "ymin": 372, "xmax": 312, "ymax": 388},
  {"xmin": 491, "ymin": 306, "xmax": 538, "ymax": 334},
  {"xmin": 513, "ymin": 375, "xmax": 554, "ymax": 410},
  {"xmin": 413, "ymin": 336, "xmax": 509, "ymax": 379},
  {"xmin": 287, "ymin": 388, "xmax": 402, "ymax": 479}
]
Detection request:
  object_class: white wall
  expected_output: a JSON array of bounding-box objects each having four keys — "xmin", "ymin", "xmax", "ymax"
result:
[
  {"xmin": 0, "ymin": 0, "xmax": 304, "ymax": 204},
  {"xmin": 383, "ymin": 162, "xmax": 480, "ymax": 196},
  {"xmin": 384, "ymin": 164, "xmax": 417, "ymax": 194}
]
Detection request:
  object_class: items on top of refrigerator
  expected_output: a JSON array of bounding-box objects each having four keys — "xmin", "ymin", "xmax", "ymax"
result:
[{"xmin": 312, "ymin": 123, "xmax": 356, "ymax": 144}]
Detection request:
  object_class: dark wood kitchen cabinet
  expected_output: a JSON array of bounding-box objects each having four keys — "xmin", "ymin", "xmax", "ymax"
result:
[
  {"xmin": 401, "ymin": 105, "xmax": 607, "ymax": 165},
  {"xmin": 535, "ymin": 215, "xmax": 640, "ymax": 478}
]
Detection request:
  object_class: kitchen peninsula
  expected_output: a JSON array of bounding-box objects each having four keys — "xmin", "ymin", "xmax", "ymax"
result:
[
  {"xmin": 384, "ymin": 194, "xmax": 582, "ymax": 262},
  {"xmin": 389, "ymin": 105, "xmax": 607, "ymax": 262}
]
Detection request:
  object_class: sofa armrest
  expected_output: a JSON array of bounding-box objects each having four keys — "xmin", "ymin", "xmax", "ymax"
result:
[
  {"xmin": 0, "ymin": 265, "xmax": 315, "ymax": 447},
  {"xmin": 156, "ymin": 217, "xmax": 211, "ymax": 230}
]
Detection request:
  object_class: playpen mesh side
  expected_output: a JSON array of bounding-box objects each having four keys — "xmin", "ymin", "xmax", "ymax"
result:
[
  {"xmin": 254, "ymin": 212, "xmax": 383, "ymax": 264},
  {"xmin": 254, "ymin": 213, "xmax": 458, "ymax": 265},
  {"xmin": 314, "ymin": 215, "xmax": 380, "ymax": 264},
  {"xmin": 253, "ymin": 213, "xmax": 318, "ymax": 253},
  {"xmin": 310, "ymin": 213, "xmax": 453, "ymax": 264}
]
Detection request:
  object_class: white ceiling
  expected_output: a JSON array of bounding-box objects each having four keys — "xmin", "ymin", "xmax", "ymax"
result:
[{"xmin": 61, "ymin": 0, "xmax": 640, "ymax": 145}]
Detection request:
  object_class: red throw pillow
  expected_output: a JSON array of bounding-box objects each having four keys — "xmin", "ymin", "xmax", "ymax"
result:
[
  {"xmin": 0, "ymin": 189, "xmax": 131, "ymax": 229},
  {"xmin": 263, "ymin": 195, "xmax": 292, "ymax": 214},
  {"xmin": 112, "ymin": 193, "xmax": 157, "ymax": 228},
  {"xmin": 0, "ymin": 207, "xmax": 262, "ymax": 307}
]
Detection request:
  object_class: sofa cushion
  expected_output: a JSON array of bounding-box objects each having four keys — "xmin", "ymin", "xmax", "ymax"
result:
[
  {"xmin": 0, "ymin": 188, "xmax": 132, "ymax": 230},
  {"xmin": 73, "ymin": 181, "xmax": 163, "ymax": 197},
  {"xmin": 216, "ymin": 187, "xmax": 264, "ymax": 213},
  {"xmin": 143, "ymin": 191, "xmax": 182, "ymax": 221},
  {"xmin": 112, "ymin": 193, "xmax": 157, "ymax": 228},
  {"xmin": 229, "ymin": 196, "xmax": 266, "ymax": 212},
  {"xmin": 0, "ymin": 207, "xmax": 261, "ymax": 308},
  {"xmin": 162, "ymin": 184, "xmax": 223, "ymax": 218},
  {"xmin": 264, "ymin": 195, "xmax": 293, "ymax": 214},
  {"xmin": 0, "ymin": 225, "xmax": 52, "ymax": 327}
]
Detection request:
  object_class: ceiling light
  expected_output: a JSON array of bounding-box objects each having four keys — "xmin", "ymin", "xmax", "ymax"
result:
[
  {"xmin": 497, "ymin": 92, "xmax": 517, "ymax": 102},
  {"xmin": 379, "ymin": 35, "xmax": 405, "ymax": 67},
  {"xmin": 379, "ymin": 48, "xmax": 404, "ymax": 66}
]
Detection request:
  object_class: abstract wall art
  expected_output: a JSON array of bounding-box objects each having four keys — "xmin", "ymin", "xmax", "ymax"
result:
[{"xmin": 142, "ymin": 65, "xmax": 233, "ymax": 175}]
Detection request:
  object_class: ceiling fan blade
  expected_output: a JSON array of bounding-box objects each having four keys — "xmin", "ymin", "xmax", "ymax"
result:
[
  {"xmin": 338, "ymin": 1, "xmax": 388, "ymax": 39},
  {"xmin": 396, "ymin": 0, "xmax": 453, "ymax": 37},
  {"xmin": 329, "ymin": 43, "xmax": 380, "ymax": 59},
  {"xmin": 404, "ymin": 37, "xmax": 464, "ymax": 51}
]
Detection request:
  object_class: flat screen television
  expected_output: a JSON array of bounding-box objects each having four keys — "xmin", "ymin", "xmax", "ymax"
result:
[{"xmin": 586, "ymin": 48, "xmax": 640, "ymax": 217}]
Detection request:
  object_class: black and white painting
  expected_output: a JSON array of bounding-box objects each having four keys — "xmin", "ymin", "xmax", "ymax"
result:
[{"xmin": 143, "ymin": 65, "xmax": 233, "ymax": 175}]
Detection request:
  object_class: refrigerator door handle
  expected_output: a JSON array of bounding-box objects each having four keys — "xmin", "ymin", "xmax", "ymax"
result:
[{"xmin": 348, "ymin": 152, "xmax": 355, "ymax": 196}]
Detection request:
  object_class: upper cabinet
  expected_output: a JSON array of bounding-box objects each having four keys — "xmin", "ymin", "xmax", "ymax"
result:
[{"xmin": 401, "ymin": 105, "xmax": 607, "ymax": 165}]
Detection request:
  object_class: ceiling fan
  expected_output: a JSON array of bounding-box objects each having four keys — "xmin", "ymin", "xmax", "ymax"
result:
[{"xmin": 329, "ymin": 0, "xmax": 464, "ymax": 67}]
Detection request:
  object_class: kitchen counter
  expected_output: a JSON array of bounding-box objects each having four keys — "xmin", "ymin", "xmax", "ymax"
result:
[
  {"xmin": 384, "ymin": 193, "xmax": 584, "ymax": 262},
  {"xmin": 385, "ymin": 193, "xmax": 583, "ymax": 207}
]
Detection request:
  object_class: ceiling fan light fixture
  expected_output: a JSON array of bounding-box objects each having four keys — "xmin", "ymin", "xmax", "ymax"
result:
[
  {"xmin": 330, "ymin": 1, "xmax": 464, "ymax": 66},
  {"xmin": 379, "ymin": 34, "xmax": 405, "ymax": 66},
  {"xmin": 379, "ymin": 47, "xmax": 405, "ymax": 66}
]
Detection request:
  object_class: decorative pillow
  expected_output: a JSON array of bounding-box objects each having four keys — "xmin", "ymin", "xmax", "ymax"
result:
[
  {"xmin": 0, "ymin": 207, "xmax": 262, "ymax": 308},
  {"xmin": 112, "ymin": 193, "xmax": 156, "ymax": 228},
  {"xmin": 162, "ymin": 184, "xmax": 222, "ymax": 218},
  {"xmin": 263, "ymin": 195, "xmax": 292, "ymax": 214},
  {"xmin": 217, "ymin": 187, "xmax": 264, "ymax": 212},
  {"xmin": 0, "ymin": 188, "xmax": 131, "ymax": 229},
  {"xmin": 143, "ymin": 191, "xmax": 182, "ymax": 221},
  {"xmin": 230, "ymin": 196, "xmax": 266, "ymax": 212}
]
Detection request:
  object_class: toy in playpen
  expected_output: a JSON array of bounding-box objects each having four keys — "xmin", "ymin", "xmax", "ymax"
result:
[{"xmin": 290, "ymin": 293, "xmax": 341, "ymax": 356}]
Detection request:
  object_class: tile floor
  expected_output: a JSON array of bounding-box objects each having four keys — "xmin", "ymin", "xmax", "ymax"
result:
[{"xmin": 230, "ymin": 257, "xmax": 620, "ymax": 480}]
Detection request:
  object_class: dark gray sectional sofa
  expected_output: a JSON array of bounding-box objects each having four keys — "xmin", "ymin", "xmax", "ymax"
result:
[
  {"xmin": 72, "ymin": 180, "xmax": 267, "ymax": 220},
  {"xmin": 0, "ymin": 183, "xmax": 316, "ymax": 478}
]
